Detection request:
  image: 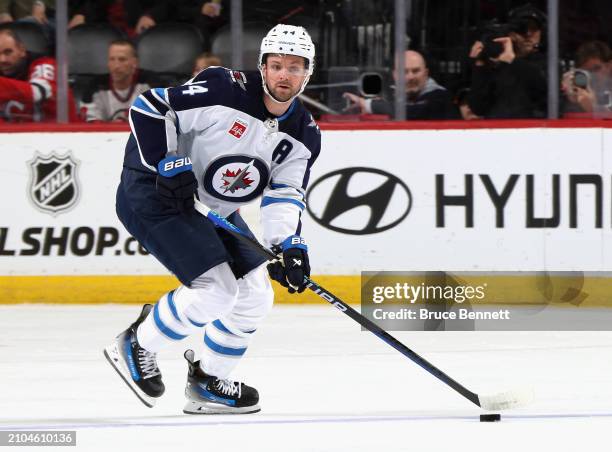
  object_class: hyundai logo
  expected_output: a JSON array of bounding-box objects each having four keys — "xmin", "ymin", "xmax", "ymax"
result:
[{"xmin": 306, "ymin": 167, "xmax": 412, "ymax": 235}]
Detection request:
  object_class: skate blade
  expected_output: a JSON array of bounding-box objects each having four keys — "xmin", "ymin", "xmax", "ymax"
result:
[
  {"xmin": 103, "ymin": 342, "xmax": 157, "ymax": 408},
  {"xmin": 183, "ymin": 400, "xmax": 261, "ymax": 415}
]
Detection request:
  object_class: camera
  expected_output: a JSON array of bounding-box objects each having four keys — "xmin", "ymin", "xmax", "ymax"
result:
[
  {"xmin": 573, "ymin": 69, "xmax": 591, "ymax": 90},
  {"xmin": 479, "ymin": 21, "xmax": 511, "ymax": 60}
]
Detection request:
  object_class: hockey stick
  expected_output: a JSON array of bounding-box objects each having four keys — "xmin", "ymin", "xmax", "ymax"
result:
[{"xmin": 194, "ymin": 198, "xmax": 532, "ymax": 411}]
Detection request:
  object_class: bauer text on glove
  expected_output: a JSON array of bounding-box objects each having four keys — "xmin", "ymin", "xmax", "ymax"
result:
[{"xmin": 156, "ymin": 156, "xmax": 198, "ymax": 213}]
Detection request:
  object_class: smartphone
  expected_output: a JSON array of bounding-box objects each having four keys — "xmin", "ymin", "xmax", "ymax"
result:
[{"xmin": 573, "ymin": 69, "xmax": 591, "ymax": 90}]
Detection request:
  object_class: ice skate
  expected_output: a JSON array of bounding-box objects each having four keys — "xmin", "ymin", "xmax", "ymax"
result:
[
  {"xmin": 183, "ymin": 349, "xmax": 260, "ymax": 414},
  {"xmin": 104, "ymin": 304, "xmax": 165, "ymax": 407}
]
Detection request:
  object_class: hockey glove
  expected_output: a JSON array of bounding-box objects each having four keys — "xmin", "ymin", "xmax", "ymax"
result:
[
  {"xmin": 267, "ymin": 235, "xmax": 310, "ymax": 293},
  {"xmin": 156, "ymin": 156, "xmax": 197, "ymax": 213}
]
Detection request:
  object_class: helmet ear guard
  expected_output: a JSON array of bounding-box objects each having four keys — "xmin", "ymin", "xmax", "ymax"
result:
[{"xmin": 258, "ymin": 24, "xmax": 316, "ymax": 104}]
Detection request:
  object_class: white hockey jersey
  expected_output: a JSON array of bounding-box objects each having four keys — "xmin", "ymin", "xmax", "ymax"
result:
[{"xmin": 124, "ymin": 67, "xmax": 321, "ymax": 247}]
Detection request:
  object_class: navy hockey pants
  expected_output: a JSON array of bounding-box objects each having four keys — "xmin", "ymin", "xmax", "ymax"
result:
[{"xmin": 116, "ymin": 167, "xmax": 267, "ymax": 286}]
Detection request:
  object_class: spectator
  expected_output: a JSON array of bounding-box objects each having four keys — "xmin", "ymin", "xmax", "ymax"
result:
[
  {"xmin": 175, "ymin": 0, "xmax": 226, "ymax": 50},
  {"xmin": 82, "ymin": 39, "xmax": 150, "ymax": 122},
  {"xmin": 467, "ymin": 3, "xmax": 548, "ymax": 119},
  {"xmin": 68, "ymin": 0, "xmax": 172, "ymax": 37},
  {"xmin": 343, "ymin": 50, "xmax": 459, "ymax": 120},
  {"xmin": 192, "ymin": 51, "xmax": 220, "ymax": 77},
  {"xmin": 0, "ymin": 0, "xmax": 53, "ymax": 23},
  {"xmin": 0, "ymin": 28, "xmax": 78, "ymax": 121},
  {"xmin": 561, "ymin": 40, "xmax": 612, "ymax": 114}
]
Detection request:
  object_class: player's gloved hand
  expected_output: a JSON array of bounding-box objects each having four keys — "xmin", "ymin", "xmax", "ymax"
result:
[
  {"xmin": 156, "ymin": 155, "xmax": 197, "ymax": 213},
  {"xmin": 267, "ymin": 235, "xmax": 310, "ymax": 293}
]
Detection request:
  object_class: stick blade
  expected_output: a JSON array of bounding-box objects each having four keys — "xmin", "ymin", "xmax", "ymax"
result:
[{"xmin": 478, "ymin": 387, "xmax": 534, "ymax": 411}]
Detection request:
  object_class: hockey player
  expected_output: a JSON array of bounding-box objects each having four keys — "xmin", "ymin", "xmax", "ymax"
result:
[
  {"xmin": 0, "ymin": 29, "xmax": 78, "ymax": 122},
  {"xmin": 104, "ymin": 24, "xmax": 320, "ymax": 414}
]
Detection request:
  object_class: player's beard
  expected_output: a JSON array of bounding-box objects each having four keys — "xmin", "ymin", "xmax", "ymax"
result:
[{"xmin": 267, "ymin": 81, "xmax": 298, "ymax": 103}]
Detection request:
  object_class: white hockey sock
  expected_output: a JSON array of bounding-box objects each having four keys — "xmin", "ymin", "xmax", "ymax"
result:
[
  {"xmin": 137, "ymin": 289, "xmax": 200, "ymax": 353},
  {"xmin": 137, "ymin": 263, "xmax": 240, "ymax": 353},
  {"xmin": 200, "ymin": 319, "xmax": 253, "ymax": 379},
  {"xmin": 199, "ymin": 264, "xmax": 274, "ymax": 378}
]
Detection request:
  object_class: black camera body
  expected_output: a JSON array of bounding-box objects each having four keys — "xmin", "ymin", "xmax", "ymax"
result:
[{"xmin": 480, "ymin": 22, "xmax": 511, "ymax": 60}]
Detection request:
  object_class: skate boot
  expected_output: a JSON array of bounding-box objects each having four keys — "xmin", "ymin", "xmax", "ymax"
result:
[
  {"xmin": 183, "ymin": 349, "xmax": 260, "ymax": 414},
  {"xmin": 104, "ymin": 304, "xmax": 165, "ymax": 407}
]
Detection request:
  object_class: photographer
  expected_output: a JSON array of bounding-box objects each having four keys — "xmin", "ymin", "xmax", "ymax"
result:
[
  {"xmin": 467, "ymin": 3, "xmax": 547, "ymax": 119},
  {"xmin": 561, "ymin": 41, "xmax": 612, "ymax": 115},
  {"xmin": 343, "ymin": 50, "xmax": 459, "ymax": 120}
]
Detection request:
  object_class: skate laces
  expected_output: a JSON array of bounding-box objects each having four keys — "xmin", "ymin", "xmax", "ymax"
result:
[
  {"xmin": 138, "ymin": 348, "xmax": 160, "ymax": 379},
  {"xmin": 214, "ymin": 378, "xmax": 242, "ymax": 398}
]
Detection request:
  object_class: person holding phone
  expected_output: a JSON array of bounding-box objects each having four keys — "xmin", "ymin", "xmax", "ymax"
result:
[{"xmin": 562, "ymin": 41, "xmax": 612, "ymax": 115}]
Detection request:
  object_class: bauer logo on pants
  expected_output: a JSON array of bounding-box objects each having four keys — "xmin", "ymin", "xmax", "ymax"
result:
[{"xmin": 27, "ymin": 152, "xmax": 80, "ymax": 215}]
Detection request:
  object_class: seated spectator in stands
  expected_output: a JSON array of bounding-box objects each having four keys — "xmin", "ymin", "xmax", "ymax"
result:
[
  {"xmin": 0, "ymin": 28, "xmax": 78, "ymax": 121},
  {"xmin": 467, "ymin": 3, "xmax": 547, "ymax": 119},
  {"xmin": 192, "ymin": 51, "xmax": 220, "ymax": 77},
  {"xmin": 175, "ymin": 0, "xmax": 226, "ymax": 50},
  {"xmin": 561, "ymin": 41, "xmax": 612, "ymax": 115},
  {"xmin": 1, "ymin": 0, "xmax": 52, "ymax": 23},
  {"xmin": 68, "ymin": 0, "xmax": 172, "ymax": 37},
  {"xmin": 82, "ymin": 39, "xmax": 150, "ymax": 122},
  {"xmin": 343, "ymin": 50, "xmax": 459, "ymax": 120},
  {"xmin": 0, "ymin": 1, "xmax": 56, "ymax": 42}
]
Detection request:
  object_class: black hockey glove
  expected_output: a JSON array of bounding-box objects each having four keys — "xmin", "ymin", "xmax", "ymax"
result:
[
  {"xmin": 156, "ymin": 156, "xmax": 197, "ymax": 213},
  {"xmin": 267, "ymin": 235, "xmax": 310, "ymax": 294}
]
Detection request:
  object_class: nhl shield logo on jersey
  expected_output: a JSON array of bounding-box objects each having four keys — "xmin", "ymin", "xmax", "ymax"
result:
[
  {"xmin": 228, "ymin": 118, "xmax": 248, "ymax": 139},
  {"xmin": 203, "ymin": 155, "xmax": 269, "ymax": 202},
  {"xmin": 28, "ymin": 152, "xmax": 80, "ymax": 215}
]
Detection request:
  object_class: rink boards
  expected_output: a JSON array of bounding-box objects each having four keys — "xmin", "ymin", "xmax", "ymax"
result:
[{"xmin": 1, "ymin": 124, "xmax": 612, "ymax": 304}]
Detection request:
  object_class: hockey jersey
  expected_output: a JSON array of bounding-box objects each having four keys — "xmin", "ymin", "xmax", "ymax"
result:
[
  {"xmin": 0, "ymin": 55, "xmax": 78, "ymax": 122},
  {"xmin": 83, "ymin": 74, "xmax": 150, "ymax": 122},
  {"xmin": 125, "ymin": 66, "xmax": 321, "ymax": 247}
]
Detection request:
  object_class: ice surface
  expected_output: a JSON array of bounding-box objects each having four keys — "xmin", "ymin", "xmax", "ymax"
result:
[{"xmin": 1, "ymin": 304, "xmax": 611, "ymax": 452}]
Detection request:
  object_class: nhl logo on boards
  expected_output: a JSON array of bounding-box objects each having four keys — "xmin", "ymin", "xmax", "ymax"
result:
[
  {"xmin": 28, "ymin": 152, "xmax": 80, "ymax": 215},
  {"xmin": 228, "ymin": 118, "xmax": 248, "ymax": 139}
]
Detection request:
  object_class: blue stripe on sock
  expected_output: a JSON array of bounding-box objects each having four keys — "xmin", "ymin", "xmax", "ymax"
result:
[
  {"xmin": 187, "ymin": 316, "xmax": 206, "ymax": 328},
  {"xmin": 212, "ymin": 319, "xmax": 233, "ymax": 335},
  {"xmin": 166, "ymin": 290, "xmax": 181, "ymax": 322},
  {"xmin": 212, "ymin": 319, "xmax": 255, "ymax": 335},
  {"xmin": 153, "ymin": 302, "xmax": 187, "ymax": 340},
  {"xmin": 204, "ymin": 333, "xmax": 247, "ymax": 356}
]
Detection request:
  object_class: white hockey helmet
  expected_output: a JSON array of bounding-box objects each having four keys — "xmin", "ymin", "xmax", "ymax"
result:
[{"xmin": 258, "ymin": 24, "xmax": 315, "ymax": 104}]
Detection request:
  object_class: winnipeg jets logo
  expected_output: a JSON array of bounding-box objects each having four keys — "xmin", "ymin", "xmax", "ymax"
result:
[
  {"xmin": 204, "ymin": 155, "xmax": 270, "ymax": 203},
  {"xmin": 307, "ymin": 115, "xmax": 320, "ymax": 133},
  {"xmin": 228, "ymin": 70, "xmax": 247, "ymax": 91},
  {"xmin": 220, "ymin": 159, "xmax": 255, "ymax": 193},
  {"xmin": 228, "ymin": 118, "xmax": 248, "ymax": 139}
]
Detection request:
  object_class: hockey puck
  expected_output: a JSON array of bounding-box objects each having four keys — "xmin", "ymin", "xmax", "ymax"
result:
[{"xmin": 479, "ymin": 414, "xmax": 501, "ymax": 422}]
